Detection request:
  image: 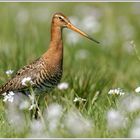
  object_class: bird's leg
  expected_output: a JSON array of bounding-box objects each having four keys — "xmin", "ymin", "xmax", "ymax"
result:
[
  {"xmin": 30, "ymin": 100, "xmax": 37, "ymax": 120},
  {"xmin": 33, "ymin": 96, "xmax": 40, "ymax": 120},
  {"xmin": 29, "ymin": 88, "xmax": 41, "ymax": 120},
  {"xmin": 33, "ymin": 94, "xmax": 49, "ymax": 119},
  {"xmin": 32, "ymin": 97, "xmax": 42, "ymax": 120},
  {"xmin": 34, "ymin": 105, "xmax": 39, "ymax": 119},
  {"xmin": 44, "ymin": 95, "xmax": 48, "ymax": 108}
]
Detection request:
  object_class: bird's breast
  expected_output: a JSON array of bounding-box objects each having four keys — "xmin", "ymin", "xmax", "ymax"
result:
[{"xmin": 34, "ymin": 62, "xmax": 63, "ymax": 94}]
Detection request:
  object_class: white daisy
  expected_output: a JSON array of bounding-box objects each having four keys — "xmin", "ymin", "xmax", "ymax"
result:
[
  {"xmin": 135, "ymin": 87, "xmax": 140, "ymax": 93},
  {"xmin": 5, "ymin": 70, "xmax": 14, "ymax": 76},
  {"xmin": 21, "ymin": 77, "xmax": 34, "ymax": 86},
  {"xmin": 3, "ymin": 91, "xmax": 15, "ymax": 103},
  {"xmin": 57, "ymin": 82, "xmax": 69, "ymax": 90},
  {"xmin": 73, "ymin": 97, "xmax": 86, "ymax": 102},
  {"xmin": 108, "ymin": 88, "xmax": 125, "ymax": 96}
]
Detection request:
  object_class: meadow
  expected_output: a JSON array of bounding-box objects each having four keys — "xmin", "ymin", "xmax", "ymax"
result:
[{"xmin": 0, "ymin": 2, "xmax": 140, "ymax": 138}]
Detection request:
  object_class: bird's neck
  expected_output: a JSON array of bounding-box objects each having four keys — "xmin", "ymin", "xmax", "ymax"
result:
[
  {"xmin": 51, "ymin": 24, "xmax": 63, "ymax": 43},
  {"xmin": 42, "ymin": 24, "xmax": 63, "ymax": 68}
]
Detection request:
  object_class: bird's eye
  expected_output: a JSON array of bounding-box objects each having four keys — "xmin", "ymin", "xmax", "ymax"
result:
[
  {"xmin": 58, "ymin": 16, "xmax": 64, "ymax": 21},
  {"xmin": 59, "ymin": 16, "xmax": 62, "ymax": 20}
]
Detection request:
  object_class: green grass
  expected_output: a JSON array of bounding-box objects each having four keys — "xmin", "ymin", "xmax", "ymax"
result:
[{"xmin": 0, "ymin": 2, "xmax": 140, "ymax": 138}]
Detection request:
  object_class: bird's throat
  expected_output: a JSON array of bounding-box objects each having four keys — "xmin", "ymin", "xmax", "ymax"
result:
[{"xmin": 51, "ymin": 24, "xmax": 63, "ymax": 42}]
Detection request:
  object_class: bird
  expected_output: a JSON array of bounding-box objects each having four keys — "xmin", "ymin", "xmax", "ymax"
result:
[{"xmin": 0, "ymin": 12, "xmax": 99, "ymax": 97}]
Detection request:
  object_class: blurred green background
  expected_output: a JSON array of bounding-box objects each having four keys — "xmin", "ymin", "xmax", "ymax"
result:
[{"xmin": 0, "ymin": 2, "xmax": 140, "ymax": 138}]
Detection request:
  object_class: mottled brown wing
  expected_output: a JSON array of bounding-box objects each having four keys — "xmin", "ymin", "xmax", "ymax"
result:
[{"xmin": 0, "ymin": 58, "xmax": 45, "ymax": 94}]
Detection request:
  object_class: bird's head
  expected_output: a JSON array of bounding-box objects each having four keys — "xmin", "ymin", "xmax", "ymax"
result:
[{"xmin": 52, "ymin": 12, "xmax": 100, "ymax": 44}]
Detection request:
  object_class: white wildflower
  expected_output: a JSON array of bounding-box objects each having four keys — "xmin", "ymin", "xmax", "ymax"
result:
[
  {"xmin": 44, "ymin": 103, "xmax": 63, "ymax": 132},
  {"xmin": 123, "ymin": 41, "xmax": 134, "ymax": 54},
  {"xmin": 135, "ymin": 118, "xmax": 140, "ymax": 125},
  {"xmin": 129, "ymin": 117, "xmax": 140, "ymax": 138},
  {"xmin": 46, "ymin": 103, "xmax": 63, "ymax": 120},
  {"xmin": 21, "ymin": 77, "xmax": 34, "ymax": 86},
  {"xmin": 64, "ymin": 109, "xmax": 92, "ymax": 135},
  {"xmin": 19, "ymin": 100, "xmax": 30, "ymax": 110},
  {"xmin": 130, "ymin": 127, "xmax": 140, "ymax": 138},
  {"xmin": 135, "ymin": 87, "xmax": 140, "ymax": 93},
  {"xmin": 2, "ymin": 92, "xmax": 6, "ymax": 96},
  {"xmin": 75, "ymin": 49, "xmax": 90, "ymax": 60},
  {"xmin": 6, "ymin": 106, "xmax": 26, "ymax": 133},
  {"xmin": 108, "ymin": 88, "xmax": 125, "ymax": 95},
  {"xmin": 73, "ymin": 97, "xmax": 86, "ymax": 102},
  {"xmin": 29, "ymin": 119, "xmax": 47, "ymax": 138},
  {"xmin": 5, "ymin": 70, "xmax": 14, "ymax": 76},
  {"xmin": 3, "ymin": 91, "xmax": 15, "ymax": 103},
  {"xmin": 119, "ymin": 95, "xmax": 140, "ymax": 113},
  {"xmin": 16, "ymin": 9, "xmax": 29, "ymax": 26},
  {"xmin": 107, "ymin": 109, "xmax": 127, "ymax": 130},
  {"xmin": 31, "ymin": 119, "xmax": 44, "ymax": 132},
  {"xmin": 57, "ymin": 82, "xmax": 69, "ymax": 90},
  {"xmin": 81, "ymin": 15, "xmax": 100, "ymax": 33},
  {"xmin": 66, "ymin": 32, "xmax": 81, "ymax": 45},
  {"xmin": 121, "ymin": 20, "xmax": 134, "ymax": 40},
  {"xmin": 4, "ymin": 93, "xmax": 29, "ymax": 133}
]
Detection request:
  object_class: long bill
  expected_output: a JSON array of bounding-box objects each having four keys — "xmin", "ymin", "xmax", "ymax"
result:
[{"xmin": 67, "ymin": 23, "xmax": 100, "ymax": 44}]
